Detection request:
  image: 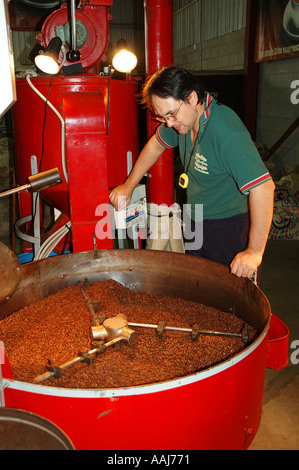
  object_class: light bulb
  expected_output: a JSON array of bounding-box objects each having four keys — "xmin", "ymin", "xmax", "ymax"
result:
[
  {"xmin": 112, "ymin": 49, "xmax": 138, "ymax": 73},
  {"xmin": 34, "ymin": 37, "xmax": 62, "ymax": 75}
]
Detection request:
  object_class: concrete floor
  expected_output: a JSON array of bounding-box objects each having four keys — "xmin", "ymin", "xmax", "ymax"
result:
[{"xmin": 249, "ymin": 239, "xmax": 299, "ymax": 450}]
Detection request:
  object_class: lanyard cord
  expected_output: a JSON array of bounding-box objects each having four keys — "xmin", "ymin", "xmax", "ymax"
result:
[
  {"xmin": 183, "ymin": 133, "xmax": 198, "ymax": 175},
  {"xmin": 183, "ymin": 94, "xmax": 212, "ymax": 175}
]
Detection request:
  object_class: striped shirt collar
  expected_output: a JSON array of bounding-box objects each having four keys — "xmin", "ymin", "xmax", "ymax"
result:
[{"xmin": 202, "ymin": 92, "xmax": 213, "ymax": 127}]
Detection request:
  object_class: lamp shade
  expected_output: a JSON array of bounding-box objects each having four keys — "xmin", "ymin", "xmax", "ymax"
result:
[{"xmin": 35, "ymin": 37, "xmax": 62, "ymax": 75}]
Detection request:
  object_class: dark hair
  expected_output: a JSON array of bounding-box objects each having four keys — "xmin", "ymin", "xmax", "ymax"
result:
[{"xmin": 141, "ymin": 66, "xmax": 206, "ymax": 112}]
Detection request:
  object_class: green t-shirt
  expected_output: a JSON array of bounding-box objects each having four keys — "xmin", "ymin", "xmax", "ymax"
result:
[{"xmin": 156, "ymin": 94, "xmax": 272, "ymax": 221}]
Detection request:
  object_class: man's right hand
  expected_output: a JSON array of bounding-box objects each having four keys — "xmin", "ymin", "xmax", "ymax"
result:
[{"xmin": 109, "ymin": 182, "xmax": 134, "ymax": 211}]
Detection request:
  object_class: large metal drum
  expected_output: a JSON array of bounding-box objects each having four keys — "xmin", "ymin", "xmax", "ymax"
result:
[
  {"xmin": 0, "ymin": 249, "xmax": 277, "ymax": 449},
  {"xmin": 0, "ymin": 408, "xmax": 74, "ymax": 450}
]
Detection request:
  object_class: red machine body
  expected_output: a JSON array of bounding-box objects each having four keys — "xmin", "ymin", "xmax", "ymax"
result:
[
  {"xmin": 12, "ymin": 0, "xmax": 140, "ymax": 253},
  {"xmin": 13, "ymin": 75, "xmax": 139, "ymax": 252},
  {"xmin": 3, "ymin": 338, "xmax": 268, "ymax": 450}
]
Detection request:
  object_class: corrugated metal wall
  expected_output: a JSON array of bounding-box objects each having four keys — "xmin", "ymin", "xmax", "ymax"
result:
[
  {"xmin": 173, "ymin": 0, "xmax": 247, "ymax": 50},
  {"xmin": 108, "ymin": 0, "xmax": 145, "ymax": 73}
]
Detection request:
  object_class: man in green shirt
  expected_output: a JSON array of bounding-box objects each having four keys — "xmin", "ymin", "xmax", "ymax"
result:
[{"xmin": 109, "ymin": 66, "xmax": 275, "ymax": 279}]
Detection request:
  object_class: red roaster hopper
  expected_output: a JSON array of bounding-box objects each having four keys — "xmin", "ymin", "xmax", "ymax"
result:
[{"xmin": 12, "ymin": 0, "xmax": 139, "ymax": 254}]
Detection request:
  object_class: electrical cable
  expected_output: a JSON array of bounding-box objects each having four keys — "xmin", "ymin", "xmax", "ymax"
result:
[
  {"xmin": 35, "ymin": 222, "xmax": 71, "ymax": 259},
  {"xmin": 106, "ymin": 65, "xmax": 112, "ymax": 137},
  {"xmin": 25, "ymin": 74, "xmax": 68, "ymax": 183},
  {"xmin": 34, "ymin": 222, "xmax": 71, "ymax": 260},
  {"xmin": 32, "ymin": 77, "xmax": 53, "ymax": 226},
  {"xmin": 39, "ymin": 75, "xmax": 53, "ymax": 172},
  {"xmin": 26, "ymin": 73, "xmax": 72, "ymax": 260}
]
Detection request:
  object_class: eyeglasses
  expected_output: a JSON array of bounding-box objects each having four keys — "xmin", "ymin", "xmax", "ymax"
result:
[{"xmin": 155, "ymin": 101, "xmax": 183, "ymax": 124}]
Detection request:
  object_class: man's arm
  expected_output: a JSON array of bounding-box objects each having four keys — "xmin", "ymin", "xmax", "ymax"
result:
[
  {"xmin": 230, "ymin": 178, "xmax": 275, "ymax": 278},
  {"xmin": 109, "ymin": 134, "xmax": 165, "ymax": 210}
]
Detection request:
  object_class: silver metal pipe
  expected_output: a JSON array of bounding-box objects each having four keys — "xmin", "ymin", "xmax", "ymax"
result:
[
  {"xmin": 70, "ymin": 0, "xmax": 77, "ymax": 52},
  {"xmin": 128, "ymin": 322, "xmax": 242, "ymax": 339},
  {"xmin": 128, "ymin": 322, "xmax": 191, "ymax": 332},
  {"xmin": 0, "ymin": 184, "xmax": 30, "ymax": 199},
  {"xmin": 33, "ymin": 337, "xmax": 124, "ymax": 383}
]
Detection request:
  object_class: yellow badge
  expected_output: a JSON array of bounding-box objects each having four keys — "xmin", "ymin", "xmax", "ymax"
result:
[{"xmin": 179, "ymin": 173, "xmax": 189, "ymax": 188}]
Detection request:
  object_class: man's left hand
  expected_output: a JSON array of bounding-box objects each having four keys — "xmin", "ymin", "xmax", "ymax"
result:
[{"xmin": 230, "ymin": 249, "xmax": 262, "ymax": 279}]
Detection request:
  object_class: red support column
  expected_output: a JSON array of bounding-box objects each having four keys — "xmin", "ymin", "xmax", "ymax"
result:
[{"xmin": 144, "ymin": 0, "xmax": 174, "ymax": 206}]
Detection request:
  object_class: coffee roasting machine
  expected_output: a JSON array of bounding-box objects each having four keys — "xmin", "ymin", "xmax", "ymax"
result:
[
  {"xmin": 12, "ymin": 0, "xmax": 174, "ymax": 256},
  {"xmin": 0, "ymin": 0, "xmax": 289, "ymax": 451}
]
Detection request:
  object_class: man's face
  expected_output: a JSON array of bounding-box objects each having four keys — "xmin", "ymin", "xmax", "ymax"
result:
[{"xmin": 151, "ymin": 92, "xmax": 199, "ymax": 134}]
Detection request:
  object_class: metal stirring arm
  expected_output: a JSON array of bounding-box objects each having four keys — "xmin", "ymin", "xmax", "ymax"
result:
[
  {"xmin": 77, "ymin": 278, "xmax": 248, "ymax": 344},
  {"xmin": 128, "ymin": 321, "xmax": 250, "ymax": 343},
  {"xmin": 33, "ymin": 314, "xmax": 138, "ymax": 383},
  {"xmin": 33, "ymin": 316, "xmax": 249, "ymax": 383},
  {"xmin": 33, "ymin": 336, "xmax": 124, "ymax": 383}
]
